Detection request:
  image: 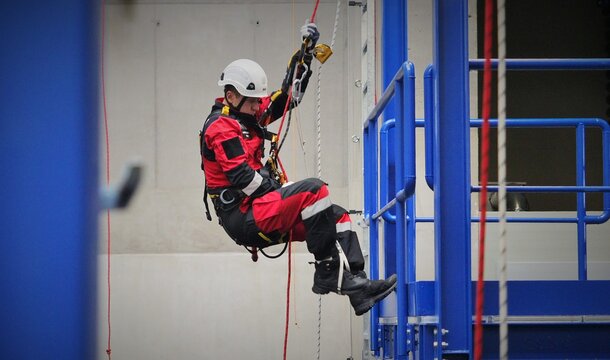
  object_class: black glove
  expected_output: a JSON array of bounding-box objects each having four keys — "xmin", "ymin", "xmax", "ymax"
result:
[{"xmin": 300, "ymin": 21, "xmax": 319, "ymax": 52}]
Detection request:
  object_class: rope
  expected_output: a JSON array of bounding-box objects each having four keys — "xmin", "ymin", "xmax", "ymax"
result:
[
  {"xmin": 100, "ymin": 1, "xmax": 112, "ymax": 359},
  {"xmin": 314, "ymin": 0, "xmax": 341, "ymax": 180},
  {"xmin": 282, "ymin": 239, "xmax": 293, "ymax": 360},
  {"xmin": 313, "ymin": 1, "xmax": 342, "ymax": 359},
  {"xmin": 497, "ymin": 0, "xmax": 509, "ymax": 358},
  {"xmin": 101, "ymin": 1, "xmax": 112, "ymax": 358},
  {"xmin": 281, "ymin": 4, "xmax": 322, "ymax": 359},
  {"xmin": 474, "ymin": 0, "xmax": 494, "ymax": 358}
]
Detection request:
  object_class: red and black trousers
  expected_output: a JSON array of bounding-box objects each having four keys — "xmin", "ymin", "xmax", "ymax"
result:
[{"xmin": 214, "ymin": 177, "xmax": 364, "ymax": 271}]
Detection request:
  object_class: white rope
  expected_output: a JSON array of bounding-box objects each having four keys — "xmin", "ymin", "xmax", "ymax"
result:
[
  {"xmin": 497, "ymin": 0, "xmax": 508, "ymax": 358},
  {"xmin": 315, "ymin": 0, "xmax": 342, "ymax": 179},
  {"xmin": 315, "ymin": 67, "xmax": 323, "ymax": 179},
  {"xmin": 314, "ymin": 2, "xmax": 343, "ymax": 359}
]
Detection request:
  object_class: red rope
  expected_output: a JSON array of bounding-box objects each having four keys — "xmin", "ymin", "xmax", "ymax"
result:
[
  {"xmin": 275, "ymin": 88, "xmax": 293, "ymax": 182},
  {"xmin": 101, "ymin": 1, "xmax": 112, "ymax": 358},
  {"xmin": 310, "ymin": 0, "xmax": 321, "ymax": 23},
  {"xmin": 474, "ymin": 0, "xmax": 494, "ymax": 359},
  {"xmin": 281, "ymin": 3, "xmax": 321, "ymax": 358},
  {"xmin": 282, "ymin": 239, "xmax": 293, "ymax": 360}
]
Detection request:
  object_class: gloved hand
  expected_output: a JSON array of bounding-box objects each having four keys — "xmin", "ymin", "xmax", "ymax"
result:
[{"xmin": 300, "ymin": 21, "xmax": 319, "ymax": 52}]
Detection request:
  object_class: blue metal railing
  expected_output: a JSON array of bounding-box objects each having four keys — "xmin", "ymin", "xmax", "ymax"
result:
[
  {"xmin": 422, "ymin": 117, "xmax": 610, "ymax": 280},
  {"xmin": 420, "ymin": 58, "xmax": 610, "ymax": 281},
  {"xmin": 363, "ymin": 61, "xmax": 415, "ymax": 357},
  {"xmin": 364, "ymin": 57, "xmax": 610, "ymax": 357},
  {"xmin": 468, "ymin": 58, "xmax": 610, "ymax": 281}
]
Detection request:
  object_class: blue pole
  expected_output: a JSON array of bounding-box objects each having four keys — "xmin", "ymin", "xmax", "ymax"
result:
[
  {"xmin": 576, "ymin": 124, "xmax": 587, "ymax": 280},
  {"xmin": 404, "ymin": 63, "xmax": 417, "ymax": 359},
  {"xmin": 433, "ymin": 0, "xmax": 472, "ymax": 357},
  {"xmin": 602, "ymin": 129, "xmax": 610, "ymax": 219},
  {"xmin": 403, "ymin": 63, "xmax": 417, "ymax": 288},
  {"xmin": 380, "ymin": 120, "xmax": 397, "ymax": 223},
  {"xmin": 363, "ymin": 121, "xmax": 381, "ymax": 353},
  {"xmin": 382, "ymin": 0, "xmax": 407, "ymax": 357},
  {"xmin": 394, "ymin": 77, "xmax": 408, "ymax": 359},
  {"xmin": 424, "ymin": 65, "xmax": 435, "ymax": 190},
  {"xmin": 0, "ymin": 2, "xmax": 100, "ymax": 360}
]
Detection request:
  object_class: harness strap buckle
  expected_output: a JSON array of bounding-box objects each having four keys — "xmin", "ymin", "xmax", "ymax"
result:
[{"xmin": 219, "ymin": 189, "xmax": 237, "ymax": 204}]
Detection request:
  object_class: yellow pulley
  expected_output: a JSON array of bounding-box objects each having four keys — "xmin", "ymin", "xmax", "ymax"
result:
[{"xmin": 313, "ymin": 43, "xmax": 333, "ymax": 64}]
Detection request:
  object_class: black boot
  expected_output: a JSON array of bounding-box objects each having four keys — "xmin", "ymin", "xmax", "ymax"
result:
[
  {"xmin": 312, "ymin": 260, "xmax": 397, "ymax": 316},
  {"xmin": 312, "ymin": 258, "xmax": 369, "ymax": 295},
  {"xmin": 348, "ymin": 273, "xmax": 397, "ymax": 316}
]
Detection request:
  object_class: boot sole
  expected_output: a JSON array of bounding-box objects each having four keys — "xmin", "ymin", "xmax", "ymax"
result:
[
  {"xmin": 311, "ymin": 284, "xmax": 330, "ymax": 295},
  {"xmin": 312, "ymin": 284, "xmax": 365, "ymax": 296},
  {"xmin": 353, "ymin": 279, "xmax": 397, "ymax": 316}
]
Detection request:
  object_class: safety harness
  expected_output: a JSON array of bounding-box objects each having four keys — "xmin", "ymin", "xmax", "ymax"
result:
[{"xmin": 199, "ymin": 102, "xmax": 289, "ymax": 261}]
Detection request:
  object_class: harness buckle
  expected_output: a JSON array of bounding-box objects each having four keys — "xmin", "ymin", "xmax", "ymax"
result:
[{"xmin": 219, "ymin": 189, "xmax": 236, "ymax": 205}]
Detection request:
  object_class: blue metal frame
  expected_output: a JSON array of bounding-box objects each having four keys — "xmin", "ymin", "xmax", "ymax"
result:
[
  {"xmin": 364, "ymin": 0, "xmax": 610, "ymax": 359},
  {"xmin": 379, "ymin": 2, "xmax": 407, "ymax": 356},
  {"xmin": 0, "ymin": 2, "xmax": 100, "ymax": 359},
  {"xmin": 433, "ymin": 0, "xmax": 472, "ymax": 357},
  {"xmin": 364, "ymin": 61, "xmax": 416, "ymax": 358}
]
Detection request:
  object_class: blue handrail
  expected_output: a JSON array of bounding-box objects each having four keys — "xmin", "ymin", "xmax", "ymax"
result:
[
  {"xmin": 365, "ymin": 62, "xmax": 417, "ymax": 219},
  {"xmin": 416, "ymin": 117, "xmax": 610, "ymax": 224},
  {"xmin": 469, "ymin": 58, "xmax": 610, "ymax": 70},
  {"xmin": 380, "ymin": 119, "xmax": 397, "ymax": 223},
  {"xmin": 363, "ymin": 61, "xmax": 416, "ymax": 357},
  {"xmin": 423, "ymin": 65, "xmax": 435, "ymax": 190}
]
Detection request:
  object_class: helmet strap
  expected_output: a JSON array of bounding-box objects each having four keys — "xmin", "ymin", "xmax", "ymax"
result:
[{"xmin": 224, "ymin": 89, "xmax": 249, "ymax": 113}]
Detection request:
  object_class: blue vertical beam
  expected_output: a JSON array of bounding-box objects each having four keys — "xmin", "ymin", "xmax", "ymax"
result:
[
  {"xmin": 404, "ymin": 63, "xmax": 417, "ymax": 288},
  {"xmin": 433, "ymin": 0, "xmax": 472, "ymax": 357},
  {"xmin": 380, "ymin": 119, "xmax": 397, "ymax": 224},
  {"xmin": 576, "ymin": 124, "xmax": 587, "ymax": 280},
  {"xmin": 364, "ymin": 120, "xmax": 381, "ymax": 353},
  {"xmin": 382, "ymin": 0, "xmax": 407, "ymax": 121},
  {"xmin": 382, "ymin": 0, "xmax": 407, "ymax": 357},
  {"xmin": 0, "ymin": 2, "xmax": 99, "ymax": 360},
  {"xmin": 382, "ymin": 0, "xmax": 407, "ymax": 313},
  {"xmin": 403, "ymin": 62, "xmax": 417, "ymax": 359},
  {"xmin": 394, "ymin": 78, "xmax": 408, "ymax": 359},
  {"xmin": 424, "ymin": 65, "xmax": 436, "ymax": 190},
  {"xmin": 593, "ymin": 122, "xmax": 610, "ymax": 224}
]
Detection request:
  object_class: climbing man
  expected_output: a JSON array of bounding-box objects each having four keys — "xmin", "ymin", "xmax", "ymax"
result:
[{"xmin": 199, "ymin": 21, "xmax": 396, "ymax": 316}]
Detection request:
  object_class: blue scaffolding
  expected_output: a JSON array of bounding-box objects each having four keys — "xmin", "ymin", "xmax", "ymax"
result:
[{"xmin": 363, "ymin": 1, "xmax": 610, "ymax": 358}]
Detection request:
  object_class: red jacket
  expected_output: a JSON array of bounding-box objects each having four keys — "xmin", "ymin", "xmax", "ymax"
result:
[{"xmin": 201, "ymin": 96, "xmax": 284, "ymax": 198}]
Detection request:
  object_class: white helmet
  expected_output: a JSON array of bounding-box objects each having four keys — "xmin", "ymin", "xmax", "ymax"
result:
[{"xmin": 218, "ymin": 59, "xmax": 268, "ymax": 98}]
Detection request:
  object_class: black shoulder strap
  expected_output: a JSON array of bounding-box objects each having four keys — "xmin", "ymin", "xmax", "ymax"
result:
[
  {"xmin": 200, "ymin": 108, "xmax": 224, "ymax": 162},
  {"xmin": 200, "ymin": 106, "xmax": 227, "ymax": 222}
]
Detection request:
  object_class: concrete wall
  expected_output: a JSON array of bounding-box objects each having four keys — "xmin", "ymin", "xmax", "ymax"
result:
[
  {"xmin": 98, "ymin": 1, "xmax": 366, "ymax": 359},
  {"xmin": 98, "ymin": 1, "xmax": 610, "ymax": 359}
]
